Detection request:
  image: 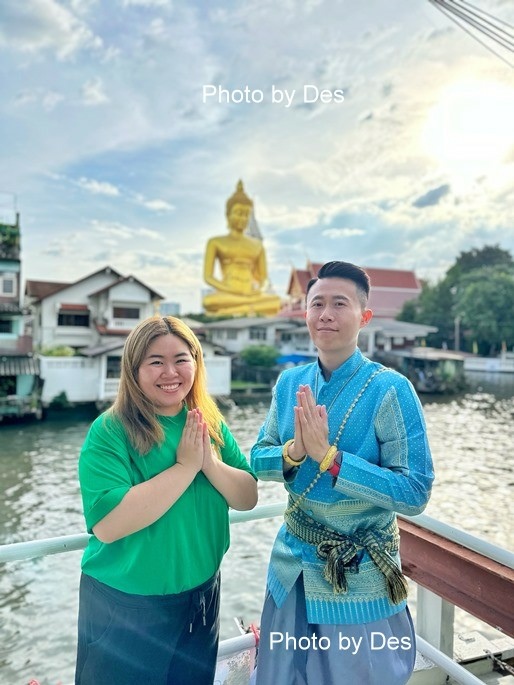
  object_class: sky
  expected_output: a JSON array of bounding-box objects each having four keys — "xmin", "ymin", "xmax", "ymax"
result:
[{"xmin": 1, "ymin": 0, "xmax": 513, "ymax": 313}]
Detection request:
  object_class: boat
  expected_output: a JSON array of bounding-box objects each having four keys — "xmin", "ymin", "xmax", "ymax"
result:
[
  {"xmin": 375, "ymin": 347, "xmax": 467, "ymax": 394},
  {"xmin": 1, "ymin": 502, "xmax": 513, "ymax": 684}
]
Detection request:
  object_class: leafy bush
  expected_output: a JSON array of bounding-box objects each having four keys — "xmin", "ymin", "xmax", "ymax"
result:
[
  {"xmin": 41, "ymin": 345, "xmax": 75, "ymax": 357},
  {"xmin": 240, "ymin": 345, "xmax": 278, "ymax": 367}
]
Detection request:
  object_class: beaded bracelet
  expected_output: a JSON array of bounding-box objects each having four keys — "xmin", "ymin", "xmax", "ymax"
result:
[
  {"xmin": 282, "ymin": 439, "xmax": 307, "ymax": 466},
  {"xmin": 319, "ymin": 445, "xmax": 338, "ymax": 472}
]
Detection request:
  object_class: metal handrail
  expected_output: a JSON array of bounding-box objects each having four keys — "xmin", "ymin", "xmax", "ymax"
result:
[{"xmin": 1, "ymin": 501, "xmax": 513, "ymax": 569}]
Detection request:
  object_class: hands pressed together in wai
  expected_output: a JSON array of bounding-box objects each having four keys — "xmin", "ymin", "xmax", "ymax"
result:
[
  {"xmin": 287, "ymin": 385, "xmax": 332, "ymax": 465},
  {"xmin": 176, "ymin": 408, "xmax": 220, "ymax": 476}
]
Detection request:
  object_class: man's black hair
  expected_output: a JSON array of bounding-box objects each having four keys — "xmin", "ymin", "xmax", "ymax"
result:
[{"xmin": 306, "ymin": 261, "xmax": 370, "ymax": 306}]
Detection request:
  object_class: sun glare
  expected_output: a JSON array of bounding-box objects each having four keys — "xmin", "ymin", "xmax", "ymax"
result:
[{"xmin": 422, "ymin": 80, "xmax": 514, "ymax": 189}]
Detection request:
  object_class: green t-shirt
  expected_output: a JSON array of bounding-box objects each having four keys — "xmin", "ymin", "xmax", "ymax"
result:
[{"xmin": 79, "ymin": 408, "xmax": 256, "ymax": 595}]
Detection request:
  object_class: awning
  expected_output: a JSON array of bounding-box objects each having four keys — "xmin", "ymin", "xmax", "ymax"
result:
[
  {"xmin": 58, "ymin": 303, "xmax": 90, "ymax": 311},
  {"xmin": 0, "ymin": 356, "xmax": 40, "ymax": 376},
  {"xmin": 0, "ymin": 303, "xmax": 23, "ymax": 315},
  {"xmin": 79, "ymin": 340, "xmax": 125, "ymax": 357},
  {"xmin": 276, "ymin": 354, "xmax": 316, "ymax": 365}
]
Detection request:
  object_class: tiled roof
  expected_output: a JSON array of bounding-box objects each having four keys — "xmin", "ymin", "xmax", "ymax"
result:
[
  {"xmin": 25, "ymin": 280, "xmax": 69, "ymax": 300},
  {"xmin": 25, "ymin": 266, "xmax": 125, "ymax": 302},
  {"xmin": 365, "ymin": 267, "xmax": 420, "ymax": 290},
  {"xmin": 287, "ymin": 262, "xmax": 421, "ymax": 298}
]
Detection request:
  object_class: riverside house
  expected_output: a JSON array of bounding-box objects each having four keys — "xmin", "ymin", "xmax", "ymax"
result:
[{"xmin": 25, "ymin": 266, "xmax": 230, "ymax": 410}]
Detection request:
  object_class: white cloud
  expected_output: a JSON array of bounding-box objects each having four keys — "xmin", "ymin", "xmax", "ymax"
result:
[
  {"xmin": 91, "ymin": 221, "xmax": 160, "ymax": 242},
  {"xmin": 81, "ymin": 77, "xmax": 109, "ymax": 105},
  {"xmin": 76, "ymin": 177, "xmax": 120, "ymax": 196},
  {"xmin": 139, "ymin": 198, "xmax": 175, "ymax": 212},
  {"xmin": 13, "ymin": 88, "xmax": 64, "ymax": 111},
  {"xmin": 139, "ymin": 228, "xmax": 161, "ymax": 239},
  {"xmin": 322, "ymin": 228, "xmax": 365, "ymax": 238},
  {"xmin": 0, "ymin": 0, "xmax": 102, "ymax": 59},
  {"xmin": 122, "ymin": 0, "xmax": 172, "ymax": 7},
  {"xmin": 92, "ymin": 220, "xmax": 133, "ymax": 239}
]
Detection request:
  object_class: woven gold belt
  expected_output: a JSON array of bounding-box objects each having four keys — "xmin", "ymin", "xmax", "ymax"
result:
[{"xmin": 285, "ymin": 500, "xmax": 408, "ymax": 604}]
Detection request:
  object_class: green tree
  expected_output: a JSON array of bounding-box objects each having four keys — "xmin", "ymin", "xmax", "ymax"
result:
[
  {"xmin": 456, "ymin": 267, "xmax": 514, "ymax": 355},
  {"xmin": 398, "ymin": 280, "xmax": 454, "ymax": 347},
  {"xmin": 239, "ymin": 345, "xmax": 278, "ymax": 367},
  {"xmin": 397, "ymin": 244, "xmax": 514, "ymax": 352},
  {"xmin": 445, "ymin": 244, "xmax": 513, "ymax": 287}
]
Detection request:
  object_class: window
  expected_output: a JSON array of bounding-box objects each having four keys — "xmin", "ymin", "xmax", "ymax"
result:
[
  {"xmin": 58, "ymin": 313, "xmax": 90, "ymax": 327},
  {"xmin": 226, "ymin": 329, "xmax": 238, "ymax": 340},
  {"xmin": 106, "ymin": 356, "xmax": 121, "ymax": 378},
  {"xmin": 1, "ymin": 274, "xmax": 16, "ymax": 296},
  {"xmin": 113, "ymin": 307, "xmax": 140, "ymax": 319},
  {"xmin": 0, "ymin": 319, "xmax": 13, "ymax": 333},
  {"xmin": 249, "ymin": 327, "xmax": 267, "ymax": 341}
]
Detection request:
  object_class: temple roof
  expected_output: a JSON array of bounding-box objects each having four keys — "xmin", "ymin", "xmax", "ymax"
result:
[{"xmin": 286, "ymin": 260, "xmax": 422, "ymax": 318}]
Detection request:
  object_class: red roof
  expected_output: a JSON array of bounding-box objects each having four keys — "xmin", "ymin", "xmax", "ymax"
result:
[
  {"xmin": 285, "ymin": 261, "xmax": 422, "ymax": 318},
  {"xmin": 308, "ymin": 263, "xmax": 420, "ymax": 289},
  {"xmin": 94, "ymin": 324, "xmax": 132, "ymax": 336},
  {"xmin": 287, "ymin": 269, "xmax": 312, "ymax": 295},
  {"xmin": 365, "ymin": 268, "xmax": 420, "ymax": 290},
  {"xmin": 25, "ymin": 280, "xmax": 69, "ymax": 300}
]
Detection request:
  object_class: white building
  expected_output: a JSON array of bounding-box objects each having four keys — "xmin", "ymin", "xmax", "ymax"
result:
[
  {"xmin": 203, "ymin": 317, "xmax": 301, "ymax": 355},
  {"xmin": 202, "ymin": 316, "xmax": 436, "ymax": 362},
  {"xmin": 25, "ymin": 267, "xmax": 230, "ymax": 406}
]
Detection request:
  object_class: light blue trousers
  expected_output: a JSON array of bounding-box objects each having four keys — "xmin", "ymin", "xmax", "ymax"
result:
[{"xmin": 253, "ymin": 575, "xmax": 416, "ymax": 685}]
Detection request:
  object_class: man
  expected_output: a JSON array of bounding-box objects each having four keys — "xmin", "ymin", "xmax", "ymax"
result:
[{"xmin": 250, "ymin": 261, "xmax": 434, "ymax": 685}]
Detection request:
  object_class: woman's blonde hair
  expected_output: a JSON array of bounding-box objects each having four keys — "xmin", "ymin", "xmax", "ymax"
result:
[{"xmin": 111, "ymin": 315, "xmax": 224, "ymax": 455}]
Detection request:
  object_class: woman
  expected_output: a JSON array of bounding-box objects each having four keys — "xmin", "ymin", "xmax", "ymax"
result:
[{"xmin": 75, "ymin": 315, "xmax": 258, "ymax": 685}]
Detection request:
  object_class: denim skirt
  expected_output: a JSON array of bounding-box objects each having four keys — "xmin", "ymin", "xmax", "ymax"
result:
[{"xmin": 75, "ymin": 572, "xmax": 220, "ymax": 685}]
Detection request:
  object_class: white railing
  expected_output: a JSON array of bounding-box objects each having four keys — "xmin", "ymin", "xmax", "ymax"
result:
[
  {"xmin": 103, "ymin": 378, "xmax": 120, "ymax": 399},
  {"xmin": 109, "ymin": 318, "xmax": 139, "ymax": 330}
]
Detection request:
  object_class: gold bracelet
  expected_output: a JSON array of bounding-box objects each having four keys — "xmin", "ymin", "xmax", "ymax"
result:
[
  {"xmin": 319, "ymin": 445, "xmax": 338, "ymax": 472},
  {"xmin": 282, "ymin": 439, "xmax": 307, "ymax": 466}
]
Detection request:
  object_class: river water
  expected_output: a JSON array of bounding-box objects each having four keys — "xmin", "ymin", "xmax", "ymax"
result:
[{"xmin": 0, "ymin": 371, "xmax": 513, "ymax": 685}]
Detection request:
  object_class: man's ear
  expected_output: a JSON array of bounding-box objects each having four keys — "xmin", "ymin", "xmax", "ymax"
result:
[{"xmin": 360, "ymin": 308, "xmax": 373, "ymax": 327}]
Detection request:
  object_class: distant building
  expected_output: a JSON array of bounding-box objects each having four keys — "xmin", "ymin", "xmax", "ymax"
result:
[
  {"xmin": 25, "ymin": 266, "xmax": 163, "ymax": 351},
  {"xmin": 282, "ymin": 260, "xmax": 422, "ymax": 319},
  {"xmin": 0, "ymin": 213, "xmax": 40, "ymax": 420}
]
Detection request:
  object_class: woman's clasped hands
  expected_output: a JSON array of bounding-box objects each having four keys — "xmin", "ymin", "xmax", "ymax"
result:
[{"xmin": 176, "ymin": 408, "xmax": 219, "ymax": 475}]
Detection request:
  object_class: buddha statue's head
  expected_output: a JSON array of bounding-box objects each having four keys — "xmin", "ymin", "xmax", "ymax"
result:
[{"xmin": 226, "ymin": 180, "xmax": 253, "ymax": 233}]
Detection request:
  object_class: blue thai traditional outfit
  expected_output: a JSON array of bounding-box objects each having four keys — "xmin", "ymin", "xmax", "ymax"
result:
[{"xmin": 250, "ymin": 348, "xmax": 434, "ymax": 626}]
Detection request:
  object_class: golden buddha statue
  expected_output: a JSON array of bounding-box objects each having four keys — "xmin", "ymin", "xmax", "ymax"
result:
[{"xmin": 202, "ymin": 180, "xmax": 281, "ymax": 316}]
